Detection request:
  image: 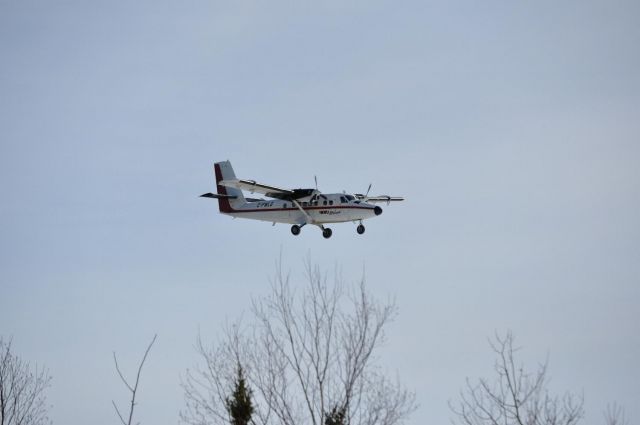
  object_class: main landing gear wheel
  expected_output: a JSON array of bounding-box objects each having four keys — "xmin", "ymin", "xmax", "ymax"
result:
[
  {"xmin": 322, "ymin": 228, "xmax": 333, "ymax": 239},
  {"xmin": 357, "ymin": 224, "xmax": 365, "ymax": 235},
  {"xmin": 291, "ymin": 225, "xmax": 301, "ymax": 236}
]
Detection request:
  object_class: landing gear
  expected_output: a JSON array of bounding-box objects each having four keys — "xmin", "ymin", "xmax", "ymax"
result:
[
  {"xmin": 291, "ymin": 224, "xmax": 301, "ymax": 236},
  {"xmin": 322, "ymin": 227, "xmax": 333, "ymax": 239},
  {"xmin": 357, "ymin": 224, "xmax": 365, "ymax": 235}
]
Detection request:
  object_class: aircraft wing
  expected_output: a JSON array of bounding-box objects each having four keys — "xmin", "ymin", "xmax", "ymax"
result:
[
  {"xmin": 218, "ymin": 179, "xmax": 294, "ymax": 198},
  {"xmin": 358, "ymin": 195, "xmax": 404, "ymax": 203}
]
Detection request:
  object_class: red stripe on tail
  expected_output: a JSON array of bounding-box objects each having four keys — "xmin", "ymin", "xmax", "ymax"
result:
[{"xmin": 214, "ymin": 163, "xmax": 234, "ymax": 213}]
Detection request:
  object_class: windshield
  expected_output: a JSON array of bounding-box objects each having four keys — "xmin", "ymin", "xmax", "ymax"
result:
[{"xmin": 345, "ymin": 195, "xmax": 355, "ymax": 201}]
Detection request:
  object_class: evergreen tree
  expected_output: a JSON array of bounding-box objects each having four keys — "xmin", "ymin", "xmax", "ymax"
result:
[
  {"xmin": 225, "ymin": 364, "xmax": 254, "ymax": 425},
  {"xmin": 324, "ymin": 405, "xmax": 347, "ymax": 425}
]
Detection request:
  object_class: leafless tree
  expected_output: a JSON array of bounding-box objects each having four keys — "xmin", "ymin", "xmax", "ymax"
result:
[
  {"xmin": 181, "ymin": 261, "xmax": 416, "ymax": 425},
  {"xmin": 450, "ymin": 331, "xmax": 584, "ymax": 425},
  {"xmin": 112, "ymin": 334, "xmax": 157, "ymax": 425},
  {"xmin": 0, "ymin": 337, "xmax": 51, "ymax": 425}
]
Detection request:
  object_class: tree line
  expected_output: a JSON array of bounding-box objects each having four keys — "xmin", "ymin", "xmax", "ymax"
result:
[{"xmin": 1, "ymin": 262, "xmax": 629, "ymax": 425}]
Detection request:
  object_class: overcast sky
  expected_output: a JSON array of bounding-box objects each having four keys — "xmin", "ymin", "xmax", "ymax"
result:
[{"xmin": 1, "ymin": 1, "xmax": 639, "ymax": 424}]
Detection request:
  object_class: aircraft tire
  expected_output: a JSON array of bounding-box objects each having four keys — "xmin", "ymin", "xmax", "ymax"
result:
[
  {"xmin": 291, "ymin": 225, "xmax": 301, "ymax": 236},
  {"xmin": 322, "ymin": 228, "xmax": 332, "ymax": 239},
  {"xmin": 357, "ymin": 224, "xmax": 365, "ymax": 235}
]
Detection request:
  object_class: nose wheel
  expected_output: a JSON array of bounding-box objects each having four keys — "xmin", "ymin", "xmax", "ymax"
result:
[
  {"xmin": 291, "ymin": 224, "xmax": 301, "ymax": 236},
  {"xmin": 322, "ymin": 227, "xmax": 333, "ymax": 239},
  {"xmin": 357, "ymin": 224, "xmax": 365, "ymax": 235}
]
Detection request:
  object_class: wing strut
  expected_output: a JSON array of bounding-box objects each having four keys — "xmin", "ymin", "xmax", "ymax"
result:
[{"xmin": 292, "ymin": 199, "xmax": 315, "ymax": 225}]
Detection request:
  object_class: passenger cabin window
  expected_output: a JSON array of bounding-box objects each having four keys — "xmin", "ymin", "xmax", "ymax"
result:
[
  {"xmin": 329, "ymin": 200, "xmax": 334, "ymax": 205},
  {"xmin": 323, "ymin": 200, "xmax": 327, "ymax": 206},
  {"xmin": 340, "ymin": 196, "xmax": 347, "ymax": 203}
]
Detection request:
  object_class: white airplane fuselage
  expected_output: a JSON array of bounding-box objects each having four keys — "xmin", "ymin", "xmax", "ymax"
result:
[{"xmin": 221, "ymin": 193, "xmax": 382, "ymax": 225}]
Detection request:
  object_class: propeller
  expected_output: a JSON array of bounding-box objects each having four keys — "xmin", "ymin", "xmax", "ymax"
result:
[
  {"xmin": 355, "ymin": 184, "xmax": 373, "ymax": 201},
  {"xmin": 313, "ymin": 175, "xmax": 327, "ymax": 200}
]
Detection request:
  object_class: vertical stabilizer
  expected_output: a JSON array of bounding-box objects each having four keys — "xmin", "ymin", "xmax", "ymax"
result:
[{"xmin": 214, "ymin": 161, "xmax": 246, "ymax": 213}]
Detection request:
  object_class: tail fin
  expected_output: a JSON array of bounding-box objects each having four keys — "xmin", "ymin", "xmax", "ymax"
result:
[{"xmin": 214, "ymin": 161, "xmax": 246, "ymax": 213}]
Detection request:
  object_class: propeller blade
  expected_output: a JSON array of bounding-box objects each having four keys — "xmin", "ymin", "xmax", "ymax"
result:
[{"xmin": 365, "ymin": 183, "xmax": 372, "ymax": 198}]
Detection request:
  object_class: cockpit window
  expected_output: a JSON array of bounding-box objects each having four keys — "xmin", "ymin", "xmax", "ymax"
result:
[{"xmin": 345, "ymin": 195, "xmax": 355, "ymax": 201}]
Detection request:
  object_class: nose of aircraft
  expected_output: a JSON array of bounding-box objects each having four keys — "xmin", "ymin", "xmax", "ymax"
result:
[{"xmin": 374, "ymin": 206, "xmax": 383, "ymax": 216}]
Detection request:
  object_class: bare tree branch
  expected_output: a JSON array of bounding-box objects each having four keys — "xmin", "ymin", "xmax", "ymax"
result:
[
  {"xmin": 450, "ymin": 331, "xmax": 584, "ymax": 425},
  {"xmin": 112, "ymin": 334, "xmax": 157, "ymax": 425},
  {"xmin": 0, "ymin": 337, "xmax": 51, "ymax": 425},
  {"xmin": 181, "ymin": 260, "xmax": 416, "ymax": 425},
  {"xmin": 604, "ymin": 403, "xmax": 628, "ymax": 425}
]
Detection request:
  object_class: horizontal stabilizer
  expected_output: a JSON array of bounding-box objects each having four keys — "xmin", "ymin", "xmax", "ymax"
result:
[{"xmin": 200, "ymin": 193, "xmax": 238, "ymax": 199}]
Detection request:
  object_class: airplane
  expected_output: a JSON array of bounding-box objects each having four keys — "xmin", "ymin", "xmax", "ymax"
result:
[{"xmin": 200, "ymin": 161, "xmax": 404, "ymax": 239}]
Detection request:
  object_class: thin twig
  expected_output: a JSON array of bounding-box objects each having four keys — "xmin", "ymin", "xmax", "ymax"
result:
[{"xmin": 112, "ymin": 334, "xmax": 157, "ymax": 425}]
